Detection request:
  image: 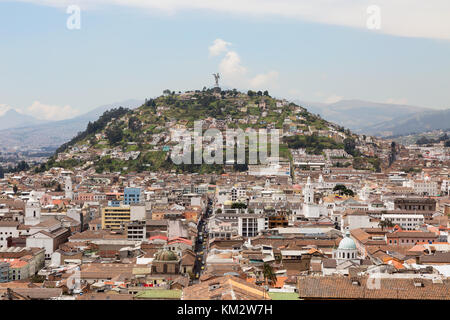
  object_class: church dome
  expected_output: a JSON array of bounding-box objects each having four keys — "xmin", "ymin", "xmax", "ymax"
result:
[
  {"xmin": 338, "ymin": 231, "xmax": 357, "ymax": 250},
  {"xmin": 154, "ymin": 249, "xmax": 178, "ymax": 261}
]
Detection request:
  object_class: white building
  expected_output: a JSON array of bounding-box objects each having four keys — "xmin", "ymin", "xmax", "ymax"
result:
[
  {"xmin": 341, "ymin": 212, "xmax": 378, "ymax": 232},
  {"xmin": 333, "ymin": 231, "xmax": 360, "ymax": 264},
  {"xmin": 237, "ymin": 216, "xmax": 267, "ymax": 238},
  {"xmin": 0, "ymin": 221, "xmax": 20, "ymax": 248},
  {"xmin": 302, "ymin": 176, "xmax": 328, "ymax": 219},
  {"xmin": 65, "ymin": 176, "xmax": 73, "ymax": 200},
  {"xmin": 24, "ymin": 199, "xmax": 41, "ymax": 226},
  {"xmin": 441, "ymin": 180, "xmax": 450, "ymax": 195},
  {"xmin": 381, "ymin": 214, "xmax": 424, "ymax": 231},
  {"xmin": 407, "ymin": 179, "xmax": 439, "ymax": 196}
]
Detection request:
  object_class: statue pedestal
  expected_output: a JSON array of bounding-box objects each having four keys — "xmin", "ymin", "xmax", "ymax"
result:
[{"xmin": 213, "ymin": 86, "xmax": 221, "ymax": 93}]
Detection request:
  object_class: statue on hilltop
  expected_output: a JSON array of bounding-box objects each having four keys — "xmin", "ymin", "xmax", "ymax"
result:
[{"xmin": 212, "ymin": 73, "xmax": 220, "ymax": 88}]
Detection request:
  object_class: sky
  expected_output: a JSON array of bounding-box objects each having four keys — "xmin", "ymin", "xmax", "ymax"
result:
[{"xmin": 1, "ymin": 0, "xmax": 450, "ymax": 120}]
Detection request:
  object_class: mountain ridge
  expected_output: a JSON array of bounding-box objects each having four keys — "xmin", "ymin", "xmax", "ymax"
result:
[
  {"xmin": 0, "ymin": 109, "xmax": 49, "ymax": 130},
  {"xmin": 0, "ymin": 99, "xmax": 143, "ymax": 150},
  {"xmin": 295, "ymin": 99, "xmax": 447, "ymax": 136}
]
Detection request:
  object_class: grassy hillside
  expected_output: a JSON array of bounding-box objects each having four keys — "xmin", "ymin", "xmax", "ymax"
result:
[{"xmin": 37, "ymin": 89, "xmax": 368, "ymax": 174}]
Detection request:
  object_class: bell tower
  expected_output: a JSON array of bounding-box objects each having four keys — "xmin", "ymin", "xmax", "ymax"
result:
[
  {"xmin": 25, "ymin": 199, "xmax": 41, "ymax": 226},
  {"xmin": 65, "ymin": 176, "xmax": 73, "ymax": 200}
]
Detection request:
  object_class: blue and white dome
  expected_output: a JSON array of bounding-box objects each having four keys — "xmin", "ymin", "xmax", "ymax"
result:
[{"xmin": 338, "ymin": 231, "xmax": 356, "ymax": 250}]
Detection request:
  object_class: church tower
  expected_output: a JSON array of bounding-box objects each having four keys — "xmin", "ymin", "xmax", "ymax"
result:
[
  {"xmin": 303, "ymin": 176, "xmax": 314, "ymax": 204},
  {"xmin": 25, "ymin": 199, "xmax": 41, "ymax": 226},
  {"xmin": 359, "ymin": 185, "xmax": 370, "ymax": 201},
  {"xmin": 65, "ymin": 176, "xmax": 73, "ymax": 200}
]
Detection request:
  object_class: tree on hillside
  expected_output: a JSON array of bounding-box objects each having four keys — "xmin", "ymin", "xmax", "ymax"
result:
[
  {"xmin": 0, "ymin": 166, "xmax": 4, "ymax": 179},
  {"xmin": 128, "ymin": 116, "xmax": 142, "ymax": 131},
  {"xmin": 106, "ymin": 125, "xmax": 123, "ymax": 146},
  {"xmin": 344, "ymin": 138, "xmax": 357, "ymax": 156}
]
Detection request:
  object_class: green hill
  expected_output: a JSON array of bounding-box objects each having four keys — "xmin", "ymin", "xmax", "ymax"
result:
[{"xmin": 36, "ymin": 88, "xmax": 374, "ymax": 174}]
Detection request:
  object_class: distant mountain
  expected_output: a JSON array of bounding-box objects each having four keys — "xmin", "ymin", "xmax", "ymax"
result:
[
  {"xmin": 363, "ymin": 108, "xmax": 450, "ymax": 137},
  {"xmin": 0, "ymin": 109, "xmax": 49, "ymax": 130},
  {"xmin": 296, "ymin": 99, "xmax": 433, "ymax": 134},
  {"xmin": 0, "ymin": 99, "xmax": 143, "ymax": 149}
]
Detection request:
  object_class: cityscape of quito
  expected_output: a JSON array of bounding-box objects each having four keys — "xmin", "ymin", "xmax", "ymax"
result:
[{"xmin": 0, "ymin": 78, "xmax": 449, "ymax": 301}]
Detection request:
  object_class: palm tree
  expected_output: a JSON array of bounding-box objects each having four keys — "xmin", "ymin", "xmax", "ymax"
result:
[
  {"xmin": 378, "ymin": 219, "xmax": 394, "ymax": 231},
  {"xmin": 262, "ymin": 262, "xmax": 277, "ymax": 287}
]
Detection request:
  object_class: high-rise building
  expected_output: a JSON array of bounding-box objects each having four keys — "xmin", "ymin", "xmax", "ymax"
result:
[
  {"xmin": 101, "ymin": 206, "xmax": 131, "ymax": 231},
  {"xmin": 123, "ymin": 187, "xmax": 143, "ymax": 205}
]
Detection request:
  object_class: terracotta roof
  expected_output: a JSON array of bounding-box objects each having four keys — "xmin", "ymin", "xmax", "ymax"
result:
[
  {"xmin": 183, "ymin": 275, "xmax": 270, "ymax": 300},
  {"xmin": 0, "ymin": 221, "xmax": 19, "ymax": 227},
  {"xmin": 419, "ymin": 252, "xmax": 450, "ymax": 264},
  {"xmin": 0, "ymin": 288, "xmax": 63, "ymax": 299},
  {"xmin": 298, "ymin": 276, "xmax": 450, "ymax": 300}
]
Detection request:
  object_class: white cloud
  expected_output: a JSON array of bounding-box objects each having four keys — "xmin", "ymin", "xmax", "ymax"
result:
[
  {"xmin": 212, "ymin": 39, "xmax": 279, "ymax": 90},
  {"xmin": 209, "ymin": 39, "xmax": 232, "ymax": 57},
  {"xmin": 10, "ymin": 0, "xmax": 450, "ymax": 40},
  {"xmin": 26, "ymin": 101, "xmax": 79, "ymax": 121},
  {"xmin": 0, "ymin": 104, "xmax": 12, "ymax": 117},
  {"xmin": 219, "ymin": 51, "xmax": 247, "ymax": 80},
  {"xmin": 249, "ymin": 71, "xmax": 279, "ymax": 88},
  {"xmin": 386, "ymin": 98, "xmax": 408, "ymax": 105}
]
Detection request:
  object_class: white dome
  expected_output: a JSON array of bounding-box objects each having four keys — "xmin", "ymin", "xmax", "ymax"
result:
[{"xmin": 338, "ymin": 231, "xmax": 356, "ymax": 250}]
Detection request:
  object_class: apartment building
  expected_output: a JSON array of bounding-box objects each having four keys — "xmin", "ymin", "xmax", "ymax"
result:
[{"xmin": 101, "ymin": 206, "xmax": 131, "ymax": 231}]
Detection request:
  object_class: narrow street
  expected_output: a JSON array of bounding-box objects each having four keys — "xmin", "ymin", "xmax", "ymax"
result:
[{"xmin": 192, "ymin": 198, "xmax": 212, "ymax": 282}]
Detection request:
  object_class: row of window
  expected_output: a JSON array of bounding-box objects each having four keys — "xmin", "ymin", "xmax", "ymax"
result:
[
  {"xmin": 336, "ymin": 251, "xmax": 356, "ymax": 259},
  {"xmin": 389, "ymin": 239, "xmax": 434, "ymax": 244}
]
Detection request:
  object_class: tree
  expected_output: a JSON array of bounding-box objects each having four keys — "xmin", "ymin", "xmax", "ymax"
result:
[
  {"xmin": 378, "ymin": 219, "xmax": 394, "ymax": 231},
  {"xmin": 128, "ymin": 116, "xmax": 141, "ymax": 131},
  {"xmin": 262, "ymin": 262, "xmax": 277, "ymax": 286},
  {"xmin": 247, "ymin": 90, "xmax": 255, "ymax": 97},
  {"xmin": 416, "ymin": 136, "xmax": 432, "ymax": 145},
  {"xmin": 263, "ymin": 90, "xmax": 269, "ymax": 96},
  {"xmin": 163, "ymin": 89, "xmax": 171, "ymax": 95},
  {"xmin": 0, "ymin": 166, "xmax": 3, "ymax": 179},
  {"xmin": 344, "ymin": 138, "xmax": 357, "ymax": 156},
  {"xmin": 438, "ymin": 133, "xmax": 448, "ymax": 142},
  {"xmin": 106, "ymin": 125, "xmax": 123, "ymax": 146},
  {"xmin": 333, "ymin": 184, "xmax": 354, "ymax": 196},
  {"xmin": 231, "ymin": 202, "xmax": 247, "ymax": 209}
]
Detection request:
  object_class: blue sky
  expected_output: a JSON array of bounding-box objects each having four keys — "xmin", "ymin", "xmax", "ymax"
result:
[{"xmin": 1, "ymin": 0, "xmax": 450, "ymax": 120}]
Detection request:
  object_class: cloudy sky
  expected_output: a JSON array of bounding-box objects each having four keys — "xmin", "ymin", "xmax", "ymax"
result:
[{"xmin": 1, "ymin": 0, "xmax": 450, "ymax": 119}]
